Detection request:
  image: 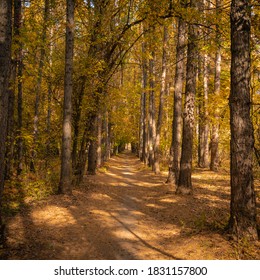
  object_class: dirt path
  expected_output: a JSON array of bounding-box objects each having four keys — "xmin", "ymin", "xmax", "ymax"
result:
[{"xmin": 6, "ymin": 151, "xmax": 260, "ymax": 259}]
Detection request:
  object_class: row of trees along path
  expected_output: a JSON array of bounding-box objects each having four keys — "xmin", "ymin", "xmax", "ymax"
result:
[{"xmin": 0, "ymin": 0, "xmax": 259, "ymax": 258}]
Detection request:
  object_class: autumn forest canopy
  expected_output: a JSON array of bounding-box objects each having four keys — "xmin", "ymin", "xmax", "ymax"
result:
[{"xmin": 0, "ymin": 0, "xmax": 260, "ymax": 256}]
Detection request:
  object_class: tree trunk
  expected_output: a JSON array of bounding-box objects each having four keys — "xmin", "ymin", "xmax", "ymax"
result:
[
  {"xmin": 154, "ymin": 26, "xmax": 168, "ymax": 174},
  {"xmin": 197, "ymin": 0, "xmax": 210, "ymax": 169},
  {"xmin": 198, "ymin": 53, "xmax": 209, "ymax": 168},
  {"xmin": 0, "ymin": 0, "xmax": 12, "ymax": 246},
  {"xmin": 167, "ymin": 14, "xmax": 186, "ymax": 184},
  {"xmin": 5, "ymin": 64, "xmax": 15, "ymax": 179},
  {"xmin": 72, "ymin": 76, "xmax": 86, "ymax": 170},
  {"xmin": 13, "ymin": 0, "xmax": 23, "ymax": 176},
  {"xmin": 30, "ymin": 0, "xmax": 50, "ymax": 172},
  {"xmin": 228, "ymin": 0, "xmax": 258, "ymax": 240},
  {"xmin": 210, "ymin": 0, "xmax": 221, "ymax": 171},
  {"xmin": 104, "ymin": 109, "xmax": 111, "ymax": 161},
  {"xmin": 141, "ymin": 41, "xmax": 148, "ymax": 164},
  {"xmin": 87, "ymin": 113, "xmax": 98, "ymax": 175},
  {"xmin": 176, "ymin": 0, "xmax": 197, "ymax": 194},
  {"xmin": 97, "ymin": 111, "xmax": 102, "ymax": 168},
  {"xmin": 46, "ymin": 22, "xmax": 54, "ymax": 161},
  {"xmin": 46, "ymin": 81, "xmax": 52, "ymax": 156},
  {"xmin": 59, "ymin": 0, "xmax": 74, "ymax": 195},
  {"xmin": 73, "ymin": 117, "xmax": 91, "ymax": 185},
  {"xmin": 148, "ymin": 51, "xmax": 156, "ymax": 169}
]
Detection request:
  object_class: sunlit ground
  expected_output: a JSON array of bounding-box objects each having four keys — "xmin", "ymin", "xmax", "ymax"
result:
[{"xmin": 5, "ymin": 152, "xmax": 260, "ymax": 260}]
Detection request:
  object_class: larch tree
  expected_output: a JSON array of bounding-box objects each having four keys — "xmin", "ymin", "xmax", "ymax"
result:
[
  {"xmin": 59, "ymin": 0, "xmax": 75, "ymax": 195},
  {"xmin": 228, "ymin": 0, "xmax": 258, "ymax": 240},
  {"xmin": 0, "ymin": 0, "xmax": 12, "ymax": 245},
  {"xmin": 176, "ymin": 0, "xmax": 198, "ymax": 194}
]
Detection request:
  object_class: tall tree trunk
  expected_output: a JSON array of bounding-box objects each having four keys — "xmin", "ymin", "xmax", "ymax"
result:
[
  {"xmin": 141, "ymin": 41, "xmax": 148, "ymax": 164},
  {"xmin": 198, "ymin": 54, "xmax": 209, "ymax": 168},
  {"xmin": 198, "ymin": 0, "xmax": 210, "ymax": 169},
  {"xmin": 228, "ymin": 0, "xmax": 258, "ymax": 240},
  {"xmin": 154, "ymin": 26, "xmax": 168, "ymax": 174},
  {"xmin": 46, "ymin": 81, "xmax": 52, "ymax": 157},
  {"xmin": 104, "ymin": 109, "xmax": 111, "ymax": 161},
  {"xmin": 46, "ymin": 21, "xmax": 54, "ymax": 162},
  {"xmin": 59, "ymin": 0, "xmax": 75, "ymax": 195},
  {"xmin": 72, "ymin": 76, "xmax": 86, "ymax": 171},
  {"xmin": 176, "ymin": 0, "xmax": 197, "ymax": 194},
  {"xmin": 167, "ymin": 14, "xmax": 186, "ymax": 184},
  {"xmin": 148, "ymin": 51, "xmax": 156, "ymax": 169},
  {"xmin": 17, "ymin": 57, "xmax": 23, "ymax": 175},
  {"xmin": 97, "ymin": 111, "xmax": 102, "ymax": 168},
  {"xmin": 13, "ymin": 0, "xmax": 23, "ymax": 176},
  {"xmin": 87, "ymin": 113, "xmax": 98, "ymax": 175},
  {"xmin": 5, "ymin": 0, "xmax": 21, "ymax": 178},
  {"xmin": 5, "ymin": 64, "xmax": 15, "ymax": 179},
  {"xmin": 74, "ymin": 116, "xmax": 91, "ymax": 185},
  {"xmin": 30, "ymin": 0, "xmax": 50, "ymax": 172},
  {"xmin": 210, "ymin": 0, "xmax": 221, "ymax": 171},
  {"xmin": 0, "ymin": 0, "xmax": 12, "ymax": 246}
]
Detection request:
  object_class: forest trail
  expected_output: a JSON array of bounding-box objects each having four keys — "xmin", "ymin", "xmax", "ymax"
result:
[{"xmin": 6, "ymin": 151, "xmax": 260, "ymax": 260}]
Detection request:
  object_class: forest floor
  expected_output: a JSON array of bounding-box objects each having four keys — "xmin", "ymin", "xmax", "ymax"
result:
[{"xmin": 4, "ymin": 151, "xmax": 260, "ymax": 260}]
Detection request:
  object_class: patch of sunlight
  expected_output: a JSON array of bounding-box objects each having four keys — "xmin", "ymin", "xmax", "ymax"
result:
[
  {"xmin": 122, "ymin": 172, "xmax": 134, "ymax": 176},
  {"xmin": 130, "ymin": 210, "xmax": 145, "ymax": 216},
  {"xmin": 90, "ymin": 193, "xmax": 112, "ymax": 200},
  {"xmin": 159, "ymin": 198, "xmax": 178, "ymax": 203},
  {"xmin": 146, "ymin": 203, "xmax": 165, "ymax": 209},
  {"xmin": 199, "ymin": 194, "xmax": 227, "ymax": 202},
  {"xmin": 137, "ymin": 181, "xmax": 162, "ymax": 187},
  {"xmin": 31, "ymin": 206, "xmax": 76, "ymax": 226},
  {"xmin": 90, "ymin": 209, "xmax": 111, "ymax": 217},
  {"xmin": 129, "ymin": 197, "xmax": 142, "ymax": 203},
  {"xmin": 113, "ymin": 229, "xmax": 137, "ymax": 240},
  {"xmin": 106, "ymin": 172, "xmax": 118, "ymax": 177}
]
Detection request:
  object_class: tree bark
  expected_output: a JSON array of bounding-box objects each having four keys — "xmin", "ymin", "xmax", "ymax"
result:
[
  {"xmin": 0, "ymin": 0, "xmax": 12, "ymax": 245},
  {"xmin": 210, "ymin": 0, "xmax": 221, "ymax": 171},
  {"xmin": 141, "ymin": 41, "xmax": 148, "ymax": 164},
  {"xmin": 72, "ymin": 76, "xmax": 86, "ymax": 171},
  {"xmin": 17, "ymin": 62, "xmax": 23, "ymax": 175},
  {"xmin": 59, "ymin": 0, "xmax": 75, "ymax": 195},
  {"xmin": 30, "ymin": 0, "xmax": 50, "ymax": 172},
  {"xmin": 198, "ymin": 54, "xmax": 209, "ymax": 168},
  {"xmin": 154, "ymin": 26, "xmax": 168, "ymax": 174},
  {"xmin": 197, "ymin": 0, "xmax": 210, "ymax": 169},
  {"xmin": 97, "ymin": 111, "xmax": 102, "ymax": 168},
  {"xmin": 5, "ymin": 64, "xmax": 15, "ymax": 179},
  {"xmin": 87, "ymin": 114, "xmax": 98, "ymax": 175},
  {"xmin": 228, "ymin": 0, "xmax": 258, "ymax": 240},
  {"xmin": 104, "ymin": 109, "xmax": 111, "ymax": 161},
  {"xmin": 176, "ymin": 0, "xmax": 197, "ymax": 194},
  {"xmin": 45, "ymin": 21, "xmax": 54, "ymax": 161},
  {"xmin": 148, "ymin": 50, "xmax": 156, "ymax": 169},
  {"xmin": 167, "ymin": 14, "xmax": 186, "ymax": 184},
  {"xmin": 12, "ymin": 0, "xmax": 23, "ymax": 176},
  {"xmin": 73, "ymin": 116, "xmax": 91, "ymax": 185}
]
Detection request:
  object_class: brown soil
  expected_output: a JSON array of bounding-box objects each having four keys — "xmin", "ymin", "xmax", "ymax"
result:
[{"xmin": 5, "ymin": 151, "xmax": 260, "ymax": 260}]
